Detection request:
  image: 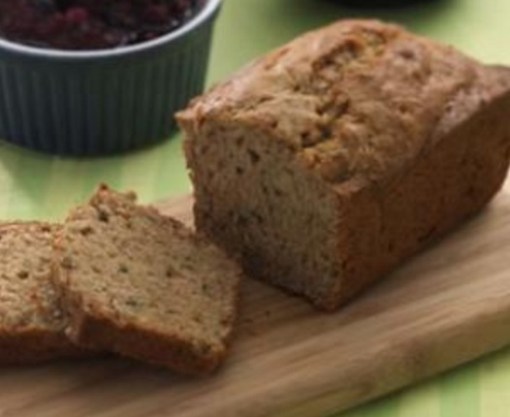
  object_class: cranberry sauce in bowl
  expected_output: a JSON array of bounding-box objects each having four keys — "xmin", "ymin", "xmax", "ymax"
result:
[
  {"xmin": 0, "ymin": 0, "xmax": 221, "ymax": 155},
  {"xmin": 0, "ymin": 0, "xmax": 202, "ymax": 50}
]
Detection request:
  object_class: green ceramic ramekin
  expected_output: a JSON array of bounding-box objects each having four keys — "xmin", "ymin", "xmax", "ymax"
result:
[{"xmin": 0, "ymin": 0, "xmax": 221, "ymax": 155}]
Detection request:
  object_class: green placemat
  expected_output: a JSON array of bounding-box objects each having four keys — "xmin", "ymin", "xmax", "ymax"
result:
[{"xmin": 1, "ymin": 0, "xmax": 509, "ymax": 416}]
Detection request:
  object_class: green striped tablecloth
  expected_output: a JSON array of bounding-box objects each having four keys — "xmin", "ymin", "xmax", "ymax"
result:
[{"xmin": 1, "ymin": 0, "xmax": 509, "ymax": 415}]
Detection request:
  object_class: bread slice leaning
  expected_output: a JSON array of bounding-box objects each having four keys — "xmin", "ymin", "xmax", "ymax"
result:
[
  {"xmin": 55, "ymin": 185, "xmax": 241, "ymax": 374},
  {"xmin": 0, "ymin": 222, "xmax": 83, "ymax": 364}
]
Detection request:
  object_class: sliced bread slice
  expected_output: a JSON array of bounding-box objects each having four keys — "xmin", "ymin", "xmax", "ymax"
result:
[
  {"xmin": 55, "ymin": 185, "xmax": 241, "ymax": 374},
  {"xmin": 0, "ymin": 222, "xmax": 83, "ymax": 364}
]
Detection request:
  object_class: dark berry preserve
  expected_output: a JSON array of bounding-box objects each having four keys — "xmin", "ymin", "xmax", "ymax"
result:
[{"xmin": 0, "ymin": 0, "xmax": 201, "ymax": 50}]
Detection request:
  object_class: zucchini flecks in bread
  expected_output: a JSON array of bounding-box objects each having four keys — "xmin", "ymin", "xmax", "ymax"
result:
[{"xmin": 55, "ymin": 185, "xmax": 241, "ymax": 374}]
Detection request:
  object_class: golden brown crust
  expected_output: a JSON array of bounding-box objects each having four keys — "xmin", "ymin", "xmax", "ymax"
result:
[
  {"xmin": 325, "ymin": 90, "xmax": 510, "ymax": 310},
  {"xmin": 178, "ymin": 20, "xmax": 507, "ymax": 185}
]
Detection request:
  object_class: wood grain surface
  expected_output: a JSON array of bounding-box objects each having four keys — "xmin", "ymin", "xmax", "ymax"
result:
[{"xmin": 1, "ymin": 178, "xmax": 509, "ymax": 417}]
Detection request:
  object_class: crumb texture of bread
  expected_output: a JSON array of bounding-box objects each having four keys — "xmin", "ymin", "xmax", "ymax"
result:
[
  {"xmin": 178, "ymin": 19, "xmax": 510, "ymax": 310},
  {"xmin": 56, "ymin": 185, "xmax": 241, "ymax": 374},
  {"xmin": 0, "ymin": 222, "xmax": 82, "ymax": 364}
]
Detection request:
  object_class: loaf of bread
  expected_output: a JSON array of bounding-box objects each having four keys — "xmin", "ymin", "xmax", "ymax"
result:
[
  {"xmin": 55, "ymin": 185, "xmax": 241, "ymax": 374},
  {"xmin": 178, "ymin": 19, "xmax": 510, "ymax": 310},
  {"xmin": 0, "ymin": 223, "xmax": 83, "ymax": 364}
]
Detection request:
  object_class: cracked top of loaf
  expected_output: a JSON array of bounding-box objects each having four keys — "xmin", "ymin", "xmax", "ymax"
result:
[{"xmin": 178, "ymin": 19, "xmax": 510, "ymax": 184}]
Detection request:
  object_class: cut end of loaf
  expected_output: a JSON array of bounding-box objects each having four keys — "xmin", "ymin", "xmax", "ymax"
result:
[{"xmin": 183, "ymin": 120, "xmax": 346, "ymax": 310}]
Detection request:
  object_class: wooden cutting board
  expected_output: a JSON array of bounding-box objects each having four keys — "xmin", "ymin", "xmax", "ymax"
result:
[{"xmin": 2, "ymin": 179, "xmax": 510, "ymax": 417}]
